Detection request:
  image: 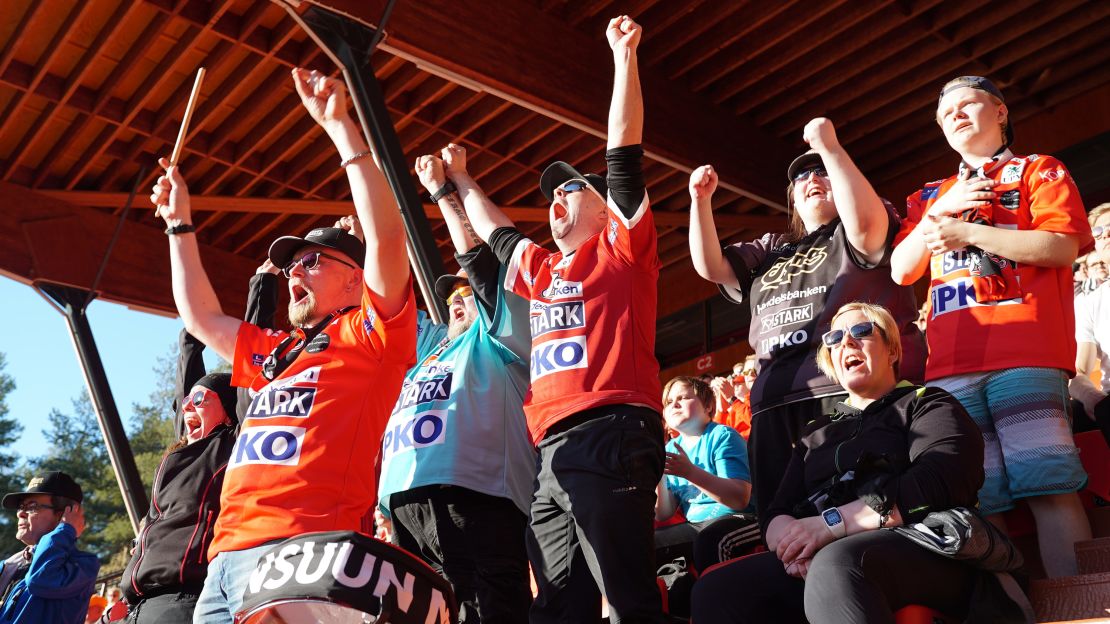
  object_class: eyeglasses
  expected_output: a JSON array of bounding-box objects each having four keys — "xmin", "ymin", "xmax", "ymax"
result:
[
  {"xmin": 557, "ymin": 179, "xmax": 590, "ymax": 195},
  {"xmin": 281, "ymin": 251, "xmax": 358, "ymax": 278},
  {"xmin": 446, "ymin": 285, "xmax": 473, "ymax": 305},
  {"xmin": 16, "ymin": 501, "xmax": 59, "ymax": 515},
  {"xmin": 792, "ymin": 167, "xmax": 828, "ymax": 183},
  {"xmin": 741, "ymin": 368, "xmax": 757, "ymax": 377},
  {"xmin": 189, "ymin": 389, "xmax": 214, "ymax": 408},
  {"xmin": 1094, "ymin": 225, "xmax": 1110, "ymax": 240},
  {"xmin": 821, "ymin": 321, "xmax": 879, "ymax": 348}
]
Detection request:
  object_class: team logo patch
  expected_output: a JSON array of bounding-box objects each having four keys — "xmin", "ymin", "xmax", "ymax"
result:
[
  {"xmin": 999, "ymin": 162, "xmax": 1023, "ymax": 184},
  {"xmin": 919, "ymin": 185, "xmax": 940, "ymax": 201},
  {"xmin": 759, "ymin": 246, "xmax": 828, "ymax": 292},
  {"xmin": 306, "ymin": 333, "xmax": 330, "ymax": 353},
  {"xmin": 229, "ymin": 425, "xmax": 306, "ymax": 469},
  {"xmin": 251, "ymin": 353, "xmax": 266, "ymax": 366},
  {"xmin": 395, "ymin": 374, "xmax": 453, "ymax": 410},
  {"xmin": 999, "ymin": 189, "xmax": 1020, "ymax": 211},
  {"xmin": 1038, "ymin": 168, "xmax": 1067, "ymax": 182},
  {"xmin": 540, "ymin": 275, "xmax": 583, "ymax": 301},
  {"xmin": 531, "ymin": 336, "xmax": 588, "ymax": 380},
  {"xmin": 529, "ymin": 301, "xmax": 585, "ymax": 337},
  {"xmin": 382, "ymin": 409, "xmax": 448, "ymax": 457}
]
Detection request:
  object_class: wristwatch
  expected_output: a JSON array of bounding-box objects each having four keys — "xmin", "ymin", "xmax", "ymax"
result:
[{"xmin": 821, "ymin": 507, "xmax": 847, "ymax": 539}]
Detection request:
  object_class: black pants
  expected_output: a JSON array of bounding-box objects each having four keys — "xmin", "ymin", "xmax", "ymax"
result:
[
  {"xmin": 654, "ymin": 513, "xmax": 761, "ymax": 572},
  {"xmin": 749, "ymin": 395, "xmax": 845, "ymax": 521},
  {"xmin": 690, "ymin": 530, "xmax": 975, "ymax": 624},
  {"xmin": 389, "ymin": 485, "xmax": 531, "ymax": 624},
  {"xmin": 126, "ymin": 592, "xmax": 199, "ymax": 624},
  {"xmin": 528, "ymin": 406, "xmax": 666, "ymax": 624}
]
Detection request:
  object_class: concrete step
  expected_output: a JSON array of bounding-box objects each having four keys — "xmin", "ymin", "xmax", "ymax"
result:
[
  {"xmin": 1031, "ymin": 572, "xmax": 1110, "ymax": 622},
  {"xmin": 1079, "ymin": 538, "xmax": 1110, "ymax": 575}
]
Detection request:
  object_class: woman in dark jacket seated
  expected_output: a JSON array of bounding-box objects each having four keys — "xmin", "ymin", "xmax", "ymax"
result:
[{"xmin": 691, "ymin": 302, "xmax": 986, "ymax": 624}]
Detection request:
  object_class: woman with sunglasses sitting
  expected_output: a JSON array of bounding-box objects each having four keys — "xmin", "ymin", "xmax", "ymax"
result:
[
  {"xmin": 691, "ymin": 302, "xmax": 987, "ymax": 623},
  {"xmin": 687, "ymin": 117, "xmax": 926, "ymax": 523},
  {"xmin": 118, "ymin": 260, "xmax": 280, "ymax": 623}
]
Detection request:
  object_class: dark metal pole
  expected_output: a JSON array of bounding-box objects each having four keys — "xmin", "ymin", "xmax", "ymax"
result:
[
  {"xmin": 33, "ymin": 283, "xmax": 148, "ymax": 535},
  {"xmin": 280, "ymin": 3, "xmax": 449, "ymax": 324}
]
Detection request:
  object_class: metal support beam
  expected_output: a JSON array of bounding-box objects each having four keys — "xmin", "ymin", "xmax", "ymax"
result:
[
  {"xmin": 278, "ymin": 1, "xmax": 448, "ymax": 324},
  {"xmin": 33, "ymin": 282, "xmax": 148, "ymax": 536}
]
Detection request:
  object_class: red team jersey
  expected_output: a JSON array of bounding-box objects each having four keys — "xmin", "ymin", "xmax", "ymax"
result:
[
  {"xmin": 504, "ymin": 195, "xmax": 663, "ymax": 440},
  {"xmin": 898, "ymin": 152, "xmax": 1093, "ymax": 380},
  {"xmin": 215, "ymin": 283, "xmax": 416, "ymax": 557}
]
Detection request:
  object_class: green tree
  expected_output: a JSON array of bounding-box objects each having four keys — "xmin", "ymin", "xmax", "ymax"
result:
[{"xmin": 0, "ymin": 353, "xmax": 26, "ymax": 556}]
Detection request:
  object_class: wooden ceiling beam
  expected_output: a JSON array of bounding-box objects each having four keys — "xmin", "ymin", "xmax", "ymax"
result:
[
  {"xmin": 0, "ymin": 2, "xmax": 43, "ymax": 77},
  {"xmin": 312, "ymin": 0, "xmax": 790, "ymax": 209}
]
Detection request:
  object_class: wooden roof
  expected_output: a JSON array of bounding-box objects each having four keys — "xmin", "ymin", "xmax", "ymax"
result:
[{"xmin": 2, "ymin": 0, "xmax": 1109, "ymax": 364}]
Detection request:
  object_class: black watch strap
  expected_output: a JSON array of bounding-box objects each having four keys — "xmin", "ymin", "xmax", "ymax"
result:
[
  {"xmin": 165, "ymin": 223, "xmax": 197, "ymax": 235},
  {"xmin": 429, "ymin": 181, "xmax": 457, "ymax": 203}
]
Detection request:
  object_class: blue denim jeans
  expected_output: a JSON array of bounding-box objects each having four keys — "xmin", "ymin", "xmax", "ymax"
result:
[{"xmin": 192, "ymin": 543, "xmax": 273, "ymax": 624}]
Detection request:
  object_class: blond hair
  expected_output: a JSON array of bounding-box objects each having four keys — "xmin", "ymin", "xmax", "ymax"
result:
[
  {"xmin": 1089, "ymin": 203, "xmax": 1110, "ymax": 226},
  {"xmin": 662, "ymin": 376, "xmax": 716, "ymax": 419},
  {"xmin": 816, "ymin": 302, "xmax": 902, "ymax": 383}
]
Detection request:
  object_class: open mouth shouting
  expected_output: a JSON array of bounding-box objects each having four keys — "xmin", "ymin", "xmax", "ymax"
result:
[
  {"xmin": 184, "ymin": 414, "xmax": 203, "ymax": 440},
  {"xmin": 842, "ymin": 352, "xmax": 865, "ymax": 372},
  {"xmin": 290, "ymin": 282, "xmax": 311, "ymax": 305}
]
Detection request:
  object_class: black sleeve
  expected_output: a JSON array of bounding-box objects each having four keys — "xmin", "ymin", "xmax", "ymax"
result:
[
  {"xmin": 878, "ymin": 388, "xmax": 986, "ymax": 524},
  {"xmin": 455, "ymin": 244, "xmax": 501, "ymax": 319},
  {"xmin": 174, "ymin": 329, "xmax": 207, "ymax": 438},
  {"xmin": 605, "ymin": 144, "xmax": 646, "ymax": 220},
  {"xmin": 244, "ymin": 273, "xmax": 280, "ymax": 328},
  {"xmin": 488, "ymin": 226, "xmax": 528, "ymax": 267},
  {"xmin": 761, "ymin": 443, "xmax": 810, "ymax": 537}
]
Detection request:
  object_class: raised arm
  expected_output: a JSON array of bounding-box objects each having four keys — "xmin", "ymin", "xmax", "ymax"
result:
[
  {"xmin": 153, "ymin": 159, "xmax": 240, "ymax": 362},
  {"xmin": 416, "ymin": 153, "xmax": 482, "ymax": 253},
  {"xmin": 292, "ymin": 68, "xmax": 410, "ymax": 317},
  {"xmin": 804, "ymin": 118, "xmax": 888, "ymax": 263},
  {"xmin": 440, "ymin": 143, "xmax": 515, "ymax": 243},
  {"xmin": 688, "ymin": 165, "xmax": 741, "ymax": 288},
  {"xmin": 606, "ymin": 15, "xmax": 643, "ymax": 150}
]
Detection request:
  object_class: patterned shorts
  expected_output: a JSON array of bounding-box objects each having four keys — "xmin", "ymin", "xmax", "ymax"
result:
[{"xmin": 931, "ymin": 367, "xmax": 1087, "ymax": 515}]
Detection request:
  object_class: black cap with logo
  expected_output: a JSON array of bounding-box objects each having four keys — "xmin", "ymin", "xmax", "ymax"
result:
[
  {"xmin": 539, "ymin": 161, "xmax": 608, "ymax": 202},
  {"xmin": 3, "ymin": 471, "xmax": 83, "ymax": 509},
  {"xmin": 268, "ymin": 227, "xmax": 366, "ymax": 271}
]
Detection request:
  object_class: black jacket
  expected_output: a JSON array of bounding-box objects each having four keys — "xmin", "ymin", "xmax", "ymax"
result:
[{"xmin": 120, "ymin": 425, "xmax": 236, "ymax": 602}]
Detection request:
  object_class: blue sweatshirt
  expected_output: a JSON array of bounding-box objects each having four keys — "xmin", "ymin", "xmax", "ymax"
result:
[{"xmin": 0, "ymin": 522, "xmax": 99, "ymax": 624}]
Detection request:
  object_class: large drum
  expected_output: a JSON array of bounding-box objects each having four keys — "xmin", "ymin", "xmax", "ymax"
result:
[{"xmin": 236, "ymin": 531, "xmax": 457, "ymax": 623}]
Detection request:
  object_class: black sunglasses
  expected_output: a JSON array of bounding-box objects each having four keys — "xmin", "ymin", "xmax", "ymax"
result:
[
  {"xmin": 281, "ymin": 251, "xmax": 358, "ymax": 278},
  {"xmin": 557, "ymin": 179, "xmax": 590, "ymax": 194},
  {"xmin": 792, "ymin": 167, "xmax": 828, "ymax": 183},
  {"xmin": 821, "ymin": 321, "xmax": 879, "ymax": 348}
]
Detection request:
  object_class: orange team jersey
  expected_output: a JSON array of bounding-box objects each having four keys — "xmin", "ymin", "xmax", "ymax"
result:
[
  {"xmin": 504, "ymin": 194, "xmax": 662, "ymax": 441},
  {"xmin": 212, "ymin": 281, "xmax": 416, "ymax": 558},
  {"xmin": 716, "ymin": 398, "xmax": 752, "ymax": 440},
  {"xmin": 897, "ymin": 152, "xmax": 1093, "ymax": 380}
]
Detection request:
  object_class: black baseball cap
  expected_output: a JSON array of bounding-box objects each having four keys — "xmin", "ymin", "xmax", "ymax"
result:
[
  {"xmin": 938, "ymin": 76, "xmax": 1014, "ymax": 147},
  {"xmin": 786, "ymin": 150, "xmax": 824, "ymax": 183},
  {"xmin": 268, "ymin": 227, "xmax": 365, "ymax": 270},
  {"xmin": 539, "ymin": 161, "xmax": 608, "ymax": 202},
  {"xmin": 434, "ymin": 269, "xmax": 470, "ymax": 300},
  {"xmin": 3, "ymin": 471, "xmax": 82, "ymax": 509}
]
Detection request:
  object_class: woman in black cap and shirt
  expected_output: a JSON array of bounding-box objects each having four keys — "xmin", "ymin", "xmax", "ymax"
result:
[
  {"xmin": 687, "ymin": 117, "xmax": 925, "ymax": 520},
  {"xmin": 118, "ymin": 262, "xmax": 279, "ymax": 623}
]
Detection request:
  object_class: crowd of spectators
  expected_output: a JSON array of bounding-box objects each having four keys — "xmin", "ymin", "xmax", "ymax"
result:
[{"xmin": 1, "ymin": 12, "xmax": 1104, "ymax": 624}]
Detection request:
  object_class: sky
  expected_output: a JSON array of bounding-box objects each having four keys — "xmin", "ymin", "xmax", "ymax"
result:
[{"xmin": 0, "ymin": 276, "xmax": 223, "ymax": 461}]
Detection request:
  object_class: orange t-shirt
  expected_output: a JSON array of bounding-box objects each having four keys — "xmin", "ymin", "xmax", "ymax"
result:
[
  {"xmin": 210, "ymin": 282, "xmax": 416, "ymax": 557},
  {"xmin": 897, "ymin": 152, "xmax": 1093, "ymax": 380}
]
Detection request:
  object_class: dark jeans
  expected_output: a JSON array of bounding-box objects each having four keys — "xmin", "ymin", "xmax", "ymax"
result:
[
  {"xmin": 690, "ymin": 530, "xmax": 975, "ymax": 624},
  {"xmin": 528, "ymin": 406, "xmax": 666, "ymax": 624},
  {"xmin": 654, "ymin": 513, "xmax": 761, "ymax": 572},
  {"xmin": 749, "ymin": 395, "xmax": 846, "ymax": 521},
  {"xmin": 389, "ymin": 485, "xmax": 531, "ymax": 624},
  {"xmin": 126, "ymin": 592, "xmax": 199, "ymax": 624}
]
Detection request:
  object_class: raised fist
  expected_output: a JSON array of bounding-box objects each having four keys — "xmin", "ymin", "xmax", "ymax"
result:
[
  {"xmin": 606, "ymin": 15, "xmax": 642, "ymax": 54},
  {"xmin": 802, "ymin": 117, "xmax": 840, "ymax": 154},
  {"xmin": 334, "ymin": 214, "xmax": 364, "ymax": 243},
  {"xmin": 151, "ymin": 157, "xmax": 191, "ymax": 225},
  {"xmin": 440, "ymin": 143, "xmax": 468, "ymax": 178},
  {"xmin": 291, "ymin": 67, "xmax": 349, "ymax": 128},
  {"xmin": 415, "ymin": 155, "xmax": 447, "ymax": 195},
  {"xmin": 689, "ymin": 165, "xmax": 719, "ymax": 200}
]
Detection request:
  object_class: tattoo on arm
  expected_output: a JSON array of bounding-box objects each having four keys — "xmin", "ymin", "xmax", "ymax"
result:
[{"xmin": 446, "ymin": 193, "xmax": 482, "ymax": 249}]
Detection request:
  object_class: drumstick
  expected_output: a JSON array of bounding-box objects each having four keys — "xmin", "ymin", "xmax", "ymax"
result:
[{"xmin": 170, "ymin": 67, "xmax": 206, "ymax": 167}]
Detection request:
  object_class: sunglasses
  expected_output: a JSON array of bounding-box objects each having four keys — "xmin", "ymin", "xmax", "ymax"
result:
[
  {"xmin": 1094, "ymin": 225, "xmax": 1110, "ymax": 240},
  {"xmin": 281, "ymin": 251, "xmax": 358, "ymax": 278},
  {"xmin": 17, "ymin": 501, "xmax": 59, "ymax": 514},
  {"xmin": 557, "ymin": 179, "xmax": 590, "ymax": 194},
  {"xmin": 821, "ymin": 321, "xmax": 879, "ymax": 348},
  {"xmin": 188, "ymin": 389, "xmax": 213, "ymax": 408},
  {"xmin": 446, "ymin": 285, "xmax": 473, "ymax": 304},
  {"xmin": 792, "ymin": 167, "xmax": 828, "ymax": 183}
]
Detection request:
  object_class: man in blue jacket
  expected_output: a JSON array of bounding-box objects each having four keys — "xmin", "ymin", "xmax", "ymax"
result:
[{"xmin": 0, "ymin": 471, "xmax": 99, "ymax": 624}]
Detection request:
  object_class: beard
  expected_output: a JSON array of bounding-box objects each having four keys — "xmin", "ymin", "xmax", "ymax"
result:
[
  {"xmin": 288, "ymin": 291, "xmax": 318, "ymax": 328},
  {"xmin": 447, "ymin": 315, "xmax": 475, "ymax": 340}
]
